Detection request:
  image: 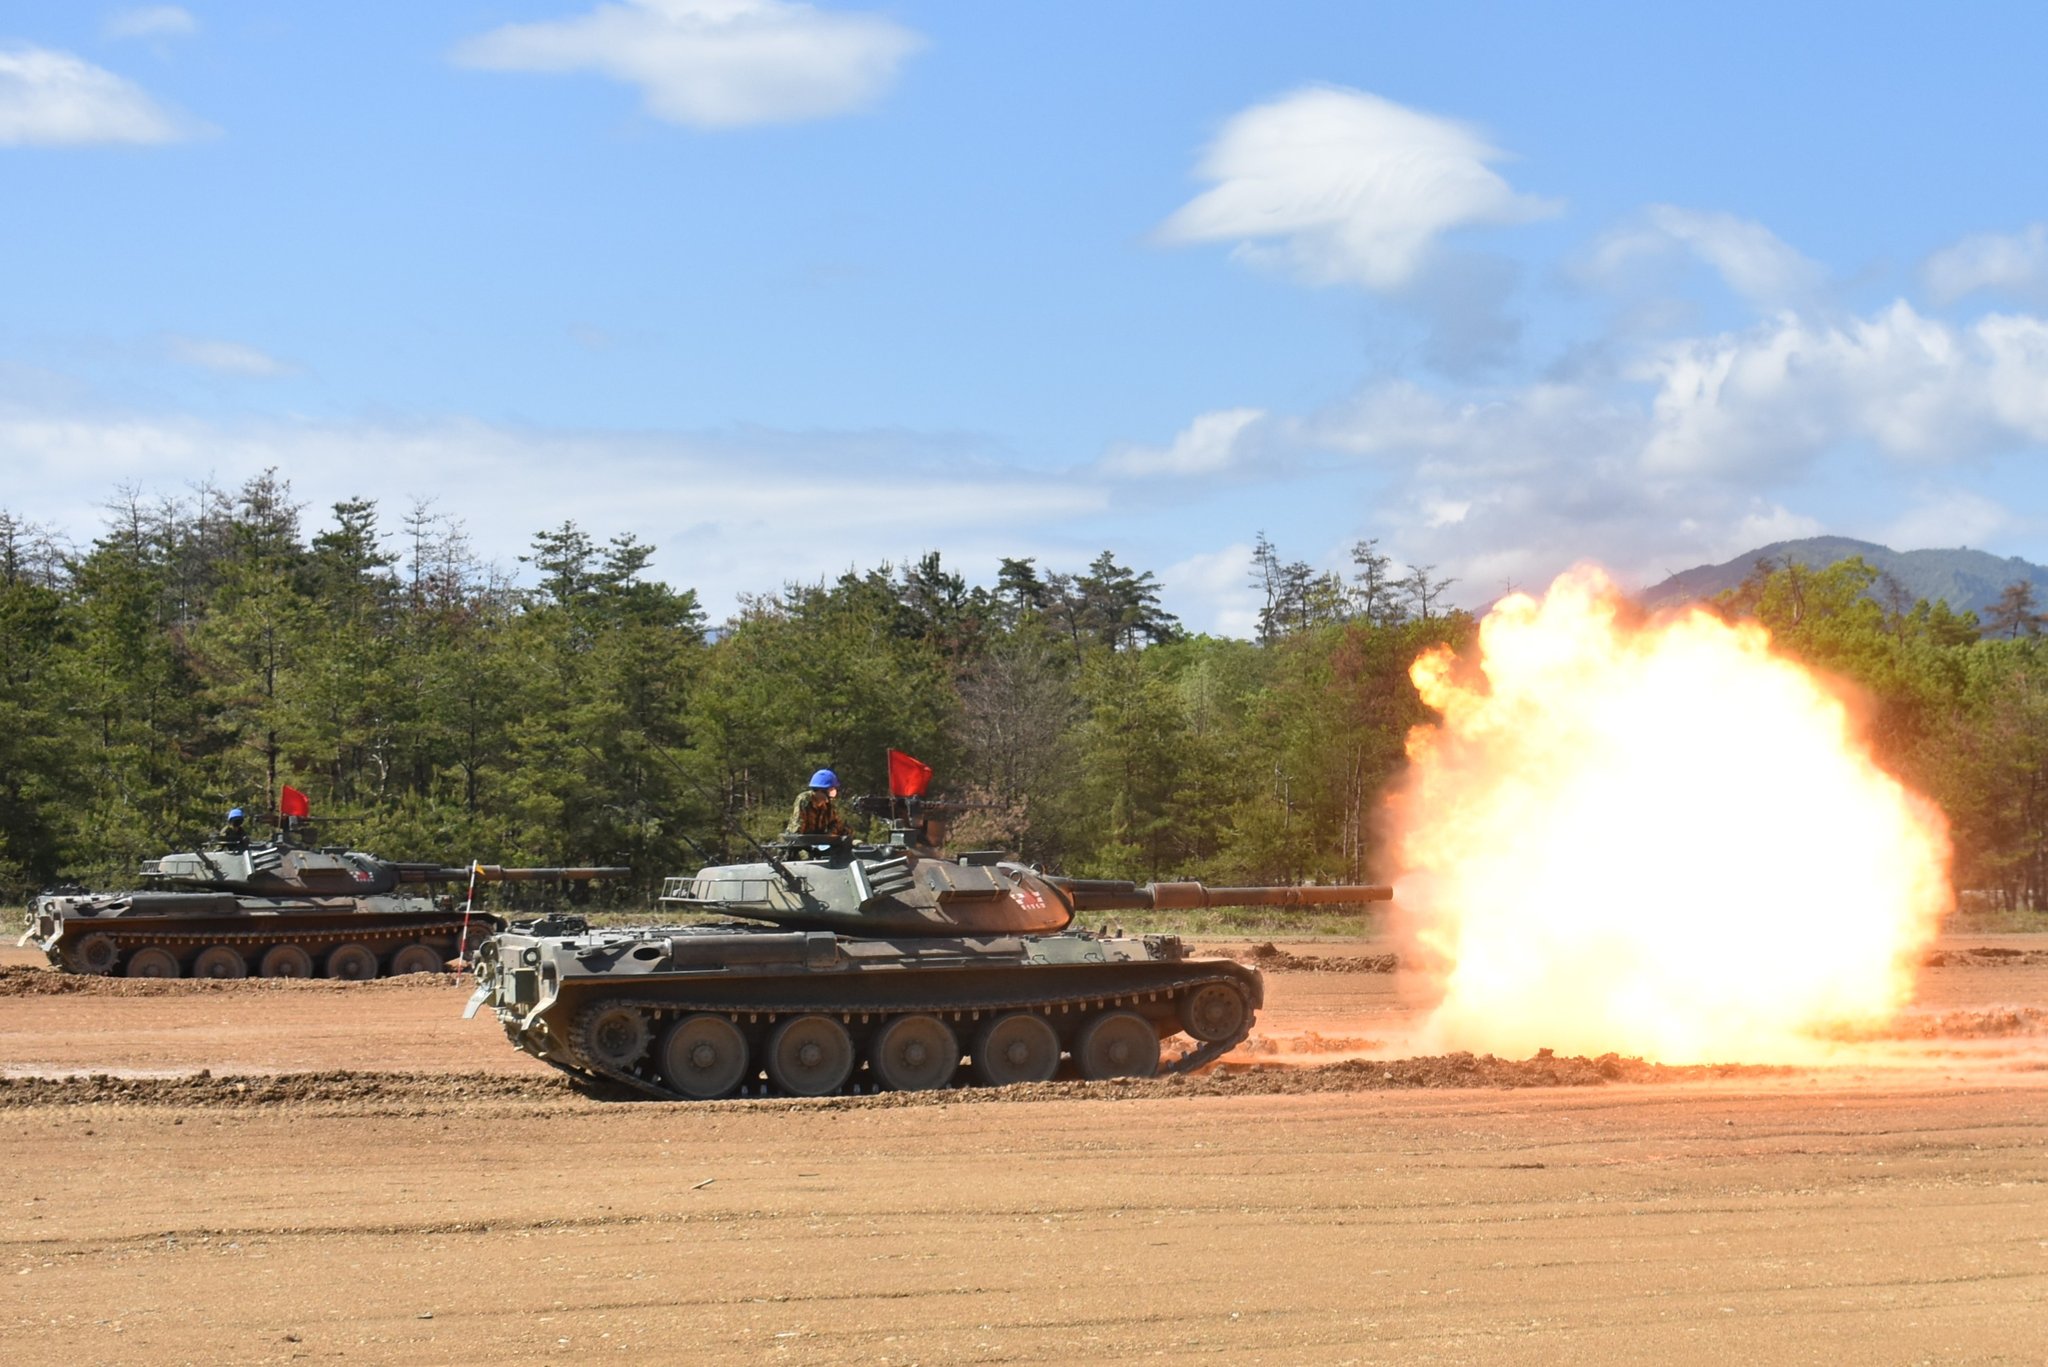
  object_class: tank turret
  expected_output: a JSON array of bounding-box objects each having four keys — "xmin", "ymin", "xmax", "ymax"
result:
[
  {"xmin": 658, "ymin": 843, "xmax": 1390, "ymax": 937},
  {"xmin": 140, "ymin": 844, "xmax": 631, "ymax": 898}
]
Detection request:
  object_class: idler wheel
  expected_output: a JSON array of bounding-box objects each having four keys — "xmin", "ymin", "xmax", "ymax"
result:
[
  {"xmin": 869, "ymin": 1014, "xmax": 960, "ymax": 1093},
  {"xmin": 765, "ymin": 1014, "xmax": 855, "ymax": 1097},
  {"xmin": 659, "ymin": 1014, "xmax": 750, "ymax": 1099},
  {"xmin": 971, "ymin": 1012, "xmax": 1060, "ymax": 1086},
  {"xmin": 577, "ymin": 1003, "xmax": 652, "ymax": 1070},
  {"xmin": 1076, "ymin": 1010, "xmax": 1160, "ymax": 1080},
  {"xmin": 324, "ymin": 943, "xmax": 379, "ymax": 980},
  {"xmin": 389, "ymin": 943, "xmax": 445, "ymax": 976},
  {"xmin": 63, "ymin": 933, "xmax": 119, "ymax": 975},
  {"xmin": 124, "ymin": 947, "xmax": 181, "ymax": 978},
  {"xmin": 1181, "ymin": 982, "xmax": 1252, "ymax": 1043},
  {"xmin": 192, "ymin": 946, "xmax": 248, "ymax": 980},
  {"xmin": 259, "ymin": 944, "xmax": 313, "ymax": 978}
]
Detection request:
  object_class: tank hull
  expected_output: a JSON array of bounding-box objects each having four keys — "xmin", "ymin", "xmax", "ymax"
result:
[
  {"xmin": 468, "ymin": 921, "xmax": 1263, "ymax": 1099},
  {"xmin": 23, "ymin": 890, "xmax": 503, "ymax": 978}
]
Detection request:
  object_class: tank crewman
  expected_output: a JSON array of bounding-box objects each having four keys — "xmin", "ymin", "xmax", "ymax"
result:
[
  {"xmin": 219, "ymin": 808, "xmax": 249, "ymax": 849},
  {"xmin": 788, "ymin": 769, "xmax": 850, "ymax": 839}
]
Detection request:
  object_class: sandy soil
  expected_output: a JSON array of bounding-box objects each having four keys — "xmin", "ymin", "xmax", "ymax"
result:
[{"xmin": 2, "ymin": 938, "xmax": 2045, "ymax": 1364}]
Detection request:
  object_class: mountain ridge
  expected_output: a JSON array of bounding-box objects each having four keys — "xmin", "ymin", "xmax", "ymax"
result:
[{"xmin": 1638, "ymin": 537, "xmax": 2048, "ymax": 619}]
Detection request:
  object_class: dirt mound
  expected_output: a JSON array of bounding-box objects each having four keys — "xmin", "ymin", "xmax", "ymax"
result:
[
  {"xmin": 0, "ymin": 1069, "xmax": 573, "ymax": 1110},
  {"xmin": 1829, "ymin": 1006, "xmax": 2048, "ymax": 1040},
  {"xmin": 1922, "ymin": 946, "xmax": 2048, "ymax": 967},
  {"xmin": 1234, "ymin": 1031, "xmax": 1385, "ymax": 1056},
  {"xmin": 0, "ymin": 965, "xmax": 462, "ymax": 997},
  {"xmin": 1198, "ymin": 1051, "xmax": 1787, "ymax": 1094},
  {"xmin": 1236, "ymin": 943, "xmax": 1399, "ymax": 973},
  {"xmin": 0, "ymin": 1052, "xmax": 1788, "ymax": 1113}
]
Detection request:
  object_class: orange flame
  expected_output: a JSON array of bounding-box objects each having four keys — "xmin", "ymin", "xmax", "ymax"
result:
[{"xmin": 1386, "ymin": 567, "xmax": 1951, "ymax": 1063}]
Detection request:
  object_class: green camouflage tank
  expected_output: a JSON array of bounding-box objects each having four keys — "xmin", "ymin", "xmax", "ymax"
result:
[
  {"xmin": 468, "ymin": 802, "xmax": 1390, "ymax": 1098},
  {"xmin": 25, "ymin": 841, "xmax": 628, "ymax": 980}
]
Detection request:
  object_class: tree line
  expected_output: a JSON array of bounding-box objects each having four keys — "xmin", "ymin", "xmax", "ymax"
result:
[
  {"xmin": 0, "ymin": 474, "xmax": 1464, "ymax": 901},
  {"xmin": 1, "ymin": 474, "xmax": 2043, "ymax": 910}
]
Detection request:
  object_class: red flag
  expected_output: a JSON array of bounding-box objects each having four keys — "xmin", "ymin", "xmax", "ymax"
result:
[
  {"xmin": 887, "ymin": 749, "xmax": 933, "ymax": 798},
  {"xmin": 279, "ymin": 785, "xmax": 311, "ymax": 818}
]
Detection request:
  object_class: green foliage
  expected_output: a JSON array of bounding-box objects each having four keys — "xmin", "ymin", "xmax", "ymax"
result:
[
  {"xmin": 18, "ymin": 485, "xmax": 2041, "ymax": 914},
  {"xmin": 0, "ymin": 485, "xmax": 1474, "ymax": 900}
]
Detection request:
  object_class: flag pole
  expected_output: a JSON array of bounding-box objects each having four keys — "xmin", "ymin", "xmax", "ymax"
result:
[{"xmin": 459, "ymin": 859, "xmax": 480, "ymax": 963}]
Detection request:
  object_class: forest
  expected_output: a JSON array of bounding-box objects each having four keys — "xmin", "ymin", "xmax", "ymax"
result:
[{"xmin": 0, "ymin": 471, "xmax": 2044, "ymax": 909}]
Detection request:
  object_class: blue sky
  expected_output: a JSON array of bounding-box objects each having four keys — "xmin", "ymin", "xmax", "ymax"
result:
[{"xmin": 6, "ymin": 2, "xmax": 2048, "ymax": 632}]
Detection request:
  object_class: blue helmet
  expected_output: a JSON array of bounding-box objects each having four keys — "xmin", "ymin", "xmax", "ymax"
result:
[
  {"xmin": 808, "ymin": 769, "xmax": 839, "ymax": 790},
  {"xmin": 227, "ymin": 808, "xmax": 245, "ymax": 820}
]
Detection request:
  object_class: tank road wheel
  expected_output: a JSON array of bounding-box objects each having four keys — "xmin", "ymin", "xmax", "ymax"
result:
[
  {"xmin": 1181, "ymin": 982, "xmax": 1252, "ymax": 1043},
  {"xmin": 389, "ymin": 943, "xmax": 445, "ymax": 976},
  {"xmin": 765, "ymin": 1015, "xmax": 856, "ymax": 1097},
  {"xmin": 258, "ymin": 944, "xmax": 314, "ymax": 978},
  {"xmin": 191, "ymin": 946, "xmax": 248, "ymax": 980},
  {"xmin": 659, "ymin": 1014, "xmax": 749, "ymax": 1099},
  {"xmin": 972, "ymin": 1012, "xmax": 1061, "ymax": 1086},
  {"xmin": 324, "ymin": 943, "xmax": 379, "ymax": 981},
  {"xmin": 576, "ymin": 1003, "xmax": 652, "ymax": 1071},
  {"xmin": 869, "ymin": 1015, "xmax": 960, "ymax": 1093},
  {"xmin": 1076, "ymin": 1010, "xmax": 1160, "ymax": 1081},
  {"xmin": 62, "ymin": 933, "xmax": 120, "ymax": 975},
  {"xmin": 124, "ymin": 947, "xmax": 181, "ymax": 978}
]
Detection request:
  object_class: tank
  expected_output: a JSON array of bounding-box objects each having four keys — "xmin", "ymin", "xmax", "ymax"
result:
[
  {"xmin": 466, "ymin": 803, "xmax": 1392, "ymax": 1099},
  {"xmin": 21, "ymin": 840, "xmax": 632, "ymax": 980}
]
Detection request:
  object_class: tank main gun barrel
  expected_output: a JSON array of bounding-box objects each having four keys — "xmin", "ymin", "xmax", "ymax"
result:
[
  {"xmin": 394, "ymin": 864, "xmax": 633, "ymax": 885},
  {"xmin": 474, "ymin": 865, "xmax": 633, "ymax": 883},
  {"xmin": 1047, "ymin": 878, "xmax": 1393, "ymax": 914}
]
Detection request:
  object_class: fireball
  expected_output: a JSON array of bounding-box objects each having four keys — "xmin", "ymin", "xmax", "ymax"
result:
[{"xmin": 1386, "ymin": 567, "xmax": 1950, "ymax": 1063}]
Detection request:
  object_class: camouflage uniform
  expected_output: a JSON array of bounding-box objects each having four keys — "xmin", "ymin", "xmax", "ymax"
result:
[
  {"xmin": 219, "ymin": 818, "xmax": 248, "ymax": 849},
  {"xmin": 789, "ymin": 789, "xmax": 849, "ymax": 838}
]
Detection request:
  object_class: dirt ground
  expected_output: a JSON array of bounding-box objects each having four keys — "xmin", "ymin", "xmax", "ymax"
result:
[{"xmin": 3, "ymin": 937, "xmax": 2045, "ymax": 1364}]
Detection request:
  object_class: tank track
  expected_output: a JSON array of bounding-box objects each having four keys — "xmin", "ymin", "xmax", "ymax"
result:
[
  {"xmin": 529, "ymin": 971, "xmax": 1256, "ymax": 1101},
  {"xmin": 40, "ymin": 915, "xmax": 490, "ymax": 978}
]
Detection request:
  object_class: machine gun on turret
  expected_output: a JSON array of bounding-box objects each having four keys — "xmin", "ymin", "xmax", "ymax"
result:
[{"xmin": 844, "ymin": 792, "xmax": 994, "ymax": 854}]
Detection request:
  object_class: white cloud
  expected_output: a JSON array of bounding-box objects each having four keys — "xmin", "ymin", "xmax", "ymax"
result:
[
  {"xmin": 1101, "ymin": 407, "xmax": 1266, "ymax": 478},
  {"xmin": 0, "ymin": 406, "xmax": 1104, "ymax": 620},
  {"xmin": 0, "ymin": 43, "xmax": 206, "ymax": 145},
  {"xmin": 1160, "ymin": 542, "xmax": 1263, "ymax": 638},
  {"xmin": 1307, "ymin": 377, "xmax": 1641, "ymax": 485},
  {"xmin": 164, "ymin": 336, "xmax": 295, "ymax": 377},
  {"xmin": 452, "ymin": 0, "xmax": 924, "ymax": 129},
  {"xmin": 1421, "ymin": 497, "xmax": 1470, "ymax": 528},
  {"xmin": 1156, "ymin": 85, "xmax": 1558, "ymax": 291},
  {"xmin": 1702, "ymin": 506, "xmax": 1826, "ymax": 563},
  {"xmin": 1173, "ymin": 292, "xmax": 2048, "ymax": 606},
  {"xmin": 1638, "ymin": 302, "xmax": 2048, "ymax": 476},
  {"xmin": 1304, "ymin": 379, "xmax": 1675, "ymax": 594},
  {"xmin": 1923, "ymin": 223, "xmax": 2048, "ymax": 305},
  {"xmin": 1882, "ymin": 488, "xmax": 2013, "ymax": 551},
  {"xmin": 1586, "ymin": 205, "xmax": 1824, "ymax": 307},
  {"xmin": 104, "ymin": 6, "xmax": 199, "ymax": 40}
]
